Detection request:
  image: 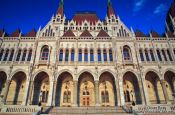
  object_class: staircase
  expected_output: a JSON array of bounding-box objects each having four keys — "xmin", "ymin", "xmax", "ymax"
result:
[{"xmin": 42, "ymin": 106, "xmax": 133, "ymax": 115}]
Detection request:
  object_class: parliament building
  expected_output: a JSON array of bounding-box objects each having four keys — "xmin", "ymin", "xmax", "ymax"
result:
[{"xmin": 0, "ymin": 0, "xmax": 175, "ymax": 114}]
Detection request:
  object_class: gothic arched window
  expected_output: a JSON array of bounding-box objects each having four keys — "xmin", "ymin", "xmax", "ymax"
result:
[
  {"xmin": 98, "ymin": 49, "xmax": 101, "ymax": 62},
  {"xmin": 145, "ymin": 49, "xmax": 150, "ymax": 61},
  {"xmin": 123, "ymin": 46, "xmax": 131, "ymax": 61},
  {"xmin": 40, "ymin": 46, "xmax": 49, "ymax": 61},
  {"xmin": 27, "ymin": 49, "xmax": 32, "ymax": 61},
  {"xmin": 71, "ymin": 49, "xmax": 75, "ymax": 61},
  {"xmin": 90, "ymin": 49, "xmax": 94, "ymax": 62},
  {"xmin": 161, "ymin": 50, "xmax": 167, "ymax": 61},
  {"xmin": 156, "ymin": 49, "xmax": 162, "ymax": 61},
  {"xmin": 167, "ymin": 49, "xmax": 173, "ymax": 61},
  {"xmin": 3, "ymin": 49, "xmax": 9, "ymax": 61},
  {"xmin": 109, "ymin": 49, "xmax": 113, "ymax": 61},
  {"xmin": 63, "ymin": 91, "xmax": 71, "ymax": 103},
  {"xmin": 0, "ymin": 49, "xmax": 4, "ymax": 61},
  {"xmin": 150, "ymin": 49, "xmax": 155, "ymax": 61},
  {"xmin": 59, "ymin": 49, "xmax": 63, "ymax": 61},
  {"xmin": 22, "ymin": 49, "xmax": 27, "ymax": 61},
  {"xmin": 16, "ymin": 49, "xmax": 22, "ymax": 61},
  {"xmin": 65, "ymin": 49, "xmax": 69, "ymax": 62},
  {"xmin": 79, "ymin": 49, "xmax": 82, "ymax": 62},
  {"xmin": 84, "ymin": 49, "xmax": 88, "ymax": 62},
  {"xmin": 9, "ymin": 49, "xmax": 14, "ymax": 61},
  {"xmin": 103, "ymin": 49, "xmax": 107, "ymax": 62},
  {"xmin": 101, "ymin": 91, "xmax": 109, "ymax": 103},
  {"xmin": 139, "ymin": 49, "xmax": 144, "ymax": 61}
]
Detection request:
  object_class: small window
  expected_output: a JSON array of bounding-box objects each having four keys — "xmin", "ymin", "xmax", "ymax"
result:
[
  {"xmin": 71, "ymin": 49, "xmax": 75, "ymax": 61},
  {"xmin": 123, "ymin": 46, "xmax": 131, "ymax": 61},
  {"xmin": 139, "ymin": 49, "xmax": 144, "ymax": 61},
  {"xmin": 90, "ymin": 49, "xmax": 94, "ymax": 62},
  {"xmin": 109, "ymin": 49, "xmax": 113, "ymax": 62},
  {"xmin": 65, "ymin": 49, "xmax": 69, "ymax": 62},
  {"xmin": 27, "ymin": 49, "xmax": 32, "ymax": 61},
  {"xmin": 59, "ymin": 49, "xmax": 63, "ymax": 61},
  {"xmin": 79, "ymin": 49, "xmax": 82, "ymax": 62},
  {"xmin": 3, "ymin": 49, "xmax": 9, "ymax": 61},
  {"xmin": 9, "ymin": 49, "xmax": 14, "ymax": 61},
  {"xmin": 98, "ymin": 49, "xmax": 101, "ymax": 62},
  {"xmin": 40, "ymin": 46, "xmax": 49, "ymax": 61},
  {"xmin": 16, "ymin": 49, "xmax": 22, "ymax": 61},
  {"xmin": 21, "ymin": 49, "xmax": 27, "ymax": 61},
  {"xmin": 103, "ymin": 49, "xmax": 107, "ymax": 62},
  {"xmin": 84, "ymin": 49, "xmax": 88, "ymax": 62}
]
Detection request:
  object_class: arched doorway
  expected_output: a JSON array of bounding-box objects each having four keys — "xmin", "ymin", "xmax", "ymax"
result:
[
  {"xmin": 55, "ymin": 72, "xmax": 73, "ymax": 107},
  {"xmin": 32, "ymin": 72, "xmax": 49, "ymax": 105},
  {"xmin": 0, "ymin": 71, "xmax": 7, "ymax": 95},
  {"xmin": 123, "ymin": 72, "xmax": 142, "ymax": 105},
  {"xmin": 99, "ymin": 72, "xmax": 117, "ymax": 106},
  {"xmin": 6, "ymin": 72, "xmax": 26, "ymax": 105},
  {"xmin": 78, "ymin": 72, "xmax": 95, "ymax": 106},
  {"xmin": 164, "ymin": 71, "xmax": 175, "ymax": 103},
  {"xmin": 145, "ymin": 71, "xmax": 165, "ymax": 104}
]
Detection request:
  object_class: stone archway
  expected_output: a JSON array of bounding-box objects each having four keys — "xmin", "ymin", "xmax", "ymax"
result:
[
  {"xmin": 123, "ymin": 72, "xmax": 142, "ymax": 105},
  {"xmin": 164, "ymin": 71, "xmax": 175, "ymax": 102},
  {"xmin": 145, "ymin": 71, "xmax": 165, "ymax": 104},
  {"xmin": 55, "ymin": 72, "xmax": 73, "ymax": 107},
  {"xmin": 32, "ymin": 72, "xmax": 49, "ymax": 105},
  {"xmin": 78, "ymin": 72, "xmax": 95, "ymax": 107},
  {"xmin": 6, "ymin": 72, "xmax": 26, "ymax": 105},
  {"xmin": 99, "ymin": 72, "xmax": 117, "ymax": 106},
  {"xmin": 0, "ymin": 71, "xmax": 7, "ymax": 95}
]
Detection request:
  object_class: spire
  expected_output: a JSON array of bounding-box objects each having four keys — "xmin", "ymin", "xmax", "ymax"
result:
[
  {"xmin": 57, "ymin": 0, "xmax": 64, "ymax": 16},
  {"xmin": 107, "ymin": 0, "xmax": 116, "ymax": 18}
]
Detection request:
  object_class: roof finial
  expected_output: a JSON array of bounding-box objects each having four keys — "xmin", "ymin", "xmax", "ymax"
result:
[
  {"xmin": 60, "ymin": 0, "xmax": 64, "ymax": 6},
  {"xmin": 108, "ymin": 0, "xmax": 111, "ymax": 5}
]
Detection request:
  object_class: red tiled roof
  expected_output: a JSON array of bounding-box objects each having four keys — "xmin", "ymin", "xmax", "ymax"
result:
[
  {"xmin": 73, "ymin": 13, "xmax": 99, "ymax": 25},
  {"xmin": 57, "ymin": 0, "xmax": 64, "ymax": 16},
  {"xmin": 25, "ymin": 29, "xmax": 36, "ymax": 37},
  {"xmin": 80, "ymin": 30, "xmax": 93, "ymax": 37},
  {"xmin": 97, "ymin": 29, "xmax": 110, "ymax": 37},
  {"xmin": 135, "ymin": 30, "xmax": 146, "ymax": 37},
  {"xmin": 0, "ymin": 30, "xmax": 4, "ymax": 37},
  {"xmin": 167, "ymin": 31, "xmax": 175, "ymax": 38},
  {"xmin": 63, "ymin": 30, "xmax": 75, "ymax": 37},
  {"xmin": 151, "ymin": 31, "xmax": 160, "ymax": 37},
  {"xmin": 10, "ymin": 29, "xmax": 20, "ymax": 37},
  {"xmin": 57, "ymin": 5, "xmax": 64, "ymax": 16},
  {"xmin": 107, "ymin": 5, "xmax": 116, "ymax": 17}
]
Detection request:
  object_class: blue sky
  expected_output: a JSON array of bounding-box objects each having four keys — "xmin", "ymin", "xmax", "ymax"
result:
[{"xmin": 0, "ymin": 0, "xmax": 173, "ymax": 35}]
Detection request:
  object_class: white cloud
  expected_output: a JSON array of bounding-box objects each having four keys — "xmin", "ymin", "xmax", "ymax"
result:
[
  {"xmin": 133, "ymin": 0, "xmax": 146, "ymax": 12},
  {"xmin": 153, "ymin": 3, "xmax": 167, "ymax": 14}
]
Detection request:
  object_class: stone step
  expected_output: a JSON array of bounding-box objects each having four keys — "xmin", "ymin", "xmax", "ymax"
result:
[{"xmin": 43, "ymin": 107, "xmax": 132, "ymax": 115}]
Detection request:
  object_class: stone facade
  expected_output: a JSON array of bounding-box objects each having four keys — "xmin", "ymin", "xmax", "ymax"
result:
[{"xmin": 0, "ymin": 0, "xmax": 175, "ymax": 108}]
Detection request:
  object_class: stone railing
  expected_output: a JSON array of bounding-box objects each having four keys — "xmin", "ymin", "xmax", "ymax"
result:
[
  {"xmin": 132, "ymin": 104, "xmax": 175, "ymax": 114},
  {"xmin": 0, "ymin": 105, "xmax": 41, "ymax": 113}
]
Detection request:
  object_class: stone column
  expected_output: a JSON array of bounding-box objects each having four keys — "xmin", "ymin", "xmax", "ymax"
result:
[
  {"xmin": 107, "ymin": 49, "xmax": 110, "ymax": 63},
  {"xmin": 95, "ymin": 80, "xmax": 100, "ymax": 106},
  {"xmin": 63, "ymin": 49, "xmax": 65, "ymax": 63},
  {"xmin": 148, "ymin": 50, "xmax": 152, "ymax": 62},
  {"xmin": 160, "ymin": 80, "xmax": 169, "ymax": 104},
  {"xmin": 73, "ymin": 80, "xmax": 78, "ymax": 106},
  {"xmin": 115, "ymin": 79, "xmax": 121, "ymax": 106},
  {"xmin": 69, "ymin": 49, "xmax": 71, "ymax": 63},
  {"xmin": 101, "ymin": 49, "xmax": 104, "ymax": 63},
  {"xmin": 47, "ymin": 80, "xmax": 54, "ymax": 106},
  {"xmin": 140, "ymin": 77, "xmax": 150, "ymax": 105},
  {"xmin": 22, "ymin": 80, "xmax": 30, "ymax": 105},
  {"xmin": 25, "ymin": 50, "xmax": 29, "ymax": 62},
  {"xmin": 88, "ymin": 49, "xmax": 90, "ymax": 64},
  {"xmin": 160, "ymin": 50, "xmax": 164, "ymax": 62},
  {"xmin": 82, "ymin": 49, "xmax": 84, "ymax": 63},
  {"xmin": 52, "ymin": 81, "xmax": 57, "ymax": 106},
  {"xmin": 138, "ymin": 79, "xmax": 146, "ymax": 105},
  {"xmin": 2, "ymin": 80, "xmax": 11, "ymax": 104},
  {"xmin": 143, "ymin": 50, "xmax": 147, "ymax": 63},
  {"xmin": 119, "ymin": 79, "xmax": 125, "ymax": 105},
  {"xmin": 27, "ymin": 81, "xmax": 34, "ymax": 105}
]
